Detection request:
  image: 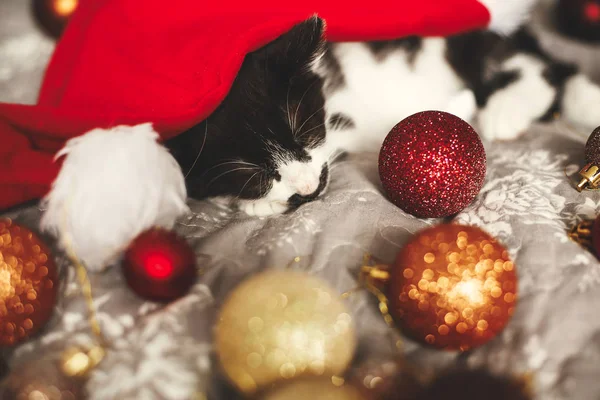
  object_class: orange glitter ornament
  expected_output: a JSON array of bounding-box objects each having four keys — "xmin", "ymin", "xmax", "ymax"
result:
[
  {"xmin": 0, "ymin": 218, "xmax": 58, "ymax": 347},
  {"xmin": 389, "ymin": 224, "xmax": 517, "ymax": 351}
]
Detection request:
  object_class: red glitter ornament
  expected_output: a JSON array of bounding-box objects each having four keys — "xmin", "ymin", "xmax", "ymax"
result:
[
  {"xmin": 0, "ymin": 218, "xmax": 58, "ymax": 347},
  {"xmin": 378, "ymin": 111, "xmax": 486, "ymax": 218},
  {"xmin": 388, "ymin": 224, "xmax": 517, "ymax": 351},
  {"xmin": 122, "ymin": 228, "xmax": 197, "ymax": 302}
]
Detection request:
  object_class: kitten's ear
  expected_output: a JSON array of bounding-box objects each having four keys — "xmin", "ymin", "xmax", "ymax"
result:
[{"xmin": 260, "ymin": 16, "xmax": 325, "ymax": 74}]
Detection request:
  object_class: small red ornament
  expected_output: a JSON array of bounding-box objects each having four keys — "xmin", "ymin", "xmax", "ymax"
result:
[
  {"xmin": 378, "ymin": 111, "xmax": 486, "ymax": 218},
  {"xmin": 0, "ymin": 218, "xmax": 58, "ymax": 347},
  {"xmin": 122, "ymin": 228, "xmax": 197, "ymax": 302},
  {"xmin": 389, "ymin": 224, "xmax": 517, "ymax": 351}
]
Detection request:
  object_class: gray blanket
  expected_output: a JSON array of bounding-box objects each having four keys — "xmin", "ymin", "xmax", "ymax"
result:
[{"xmin": 2, "ymin": 0, "xmax": 600, "ymax": 399}]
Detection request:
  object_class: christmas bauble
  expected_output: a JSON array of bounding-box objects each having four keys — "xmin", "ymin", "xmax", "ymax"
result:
[
  {"xmin": 0, "ymin": 354, "xmax": 86, "ymax": 400},
  {"xmin": 414, "ymin": 368, "xmax": 531, "ymax": 400},
  {"xmin": 577, "ymin": 126, "xmax": 600, "ymax": 191},
  {"xmin": 389, "ymin": 224, "xmax": 517, "ymax": 351},
  {"xmin": 0, "ymin": 218, "xmax": 58, "ymax": 347},
  {"xmin": 378, "ymin": 111, "xmax": 486, "ymax": 218},
  {"xmin": 259, "ymin": 378, "xmax": 366, "ymax": 400},
  {"xmin": 215, "ymin": 270, "xmax": 357, "ymax": 395},
  {"xmin": 556, "ymin": 0, "xmax": 600, "ymax": 43},
  {"xmin": 122, "ymin": 228, "xmax": 197, "ymax": 302},
  {"xmin": 585, "ymin": 126, "xmax": 600, "ymax": 165},
  {"xmin": 32, "ymin": 0, "xmax": 79, "ymax": 38}
]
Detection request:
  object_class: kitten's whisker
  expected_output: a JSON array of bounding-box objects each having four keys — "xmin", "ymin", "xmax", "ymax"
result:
[
  {"xmin": 238, "ymin": 171, "xmax": 262, "ymax": 198},
  {"xmin": 292, "ymin": 79, "xmax": 319, "ymax": 134},
  {"xmin": 201, "ymin": 160, "xmax": 260, "ymax": 177},
  {"xmin": 297, "ymin": 121, "xmax": 326, "ymax": 139},
  {"xmin": 206, "ymin": 167, "xmax": 261, "ymax": 188},
  {"xmin": 328, "ymin": 149, "xmax": 345, "ymax": 164},
  {"xmin": 286, "ymin": 85, "xmax": 293, "ymax": 132},
  {"xmin": 184, "ymin": 120, "xmax": 208, "ymax": 178},
  {"xmin": 295, "ymin": 105, "xmax": 325, "ymax": 137}
]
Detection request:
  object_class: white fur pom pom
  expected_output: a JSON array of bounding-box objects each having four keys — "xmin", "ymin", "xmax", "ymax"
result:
[
  {"xmin": 479, "ymin": 0, "xmax": 537, "ymax": 36},
  {"xmin": 40, "ymin": 123, "xmax": 189, "ymax": 272}
]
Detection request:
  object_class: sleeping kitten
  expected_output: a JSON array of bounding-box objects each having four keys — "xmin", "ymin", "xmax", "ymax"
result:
[
  {"xmin": 167, "ymin": 18, "xmax": 331, "ymax": 217},
  {"xmin": 167, "ymin": 16, "xmax": 600, "ymax": 217}
]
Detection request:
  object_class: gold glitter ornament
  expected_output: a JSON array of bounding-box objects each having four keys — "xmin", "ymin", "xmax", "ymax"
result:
[
  {"xmin": 0, "ymin": 218, "xmax": 58, "ymax": 347},
  {"xmin": 214, "ymin": 269, "xmax": 357, "ymax": 395},
  {"xmin": 388, "ymin": 224, "xmax": 518, "ymax": 351},
  {"xmin": 259, "ymin": 378, "xmax": 367, "ymax": 400}
]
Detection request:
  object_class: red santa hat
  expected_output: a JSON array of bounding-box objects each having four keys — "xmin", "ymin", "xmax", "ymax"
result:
[{"xmin": 0, "ymin": 0, "xmax": 535, "ymax": 270}]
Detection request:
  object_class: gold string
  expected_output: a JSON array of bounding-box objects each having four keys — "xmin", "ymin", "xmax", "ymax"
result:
[
  {"xmin": 67, "ymin": 246, "xmax": 104, "ymax": 343},
  {"xmin": 59, "ymin": 198, "xmax": 106, "ymax": 377}
]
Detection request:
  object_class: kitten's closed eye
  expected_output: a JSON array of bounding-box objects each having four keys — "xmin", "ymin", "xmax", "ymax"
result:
[{"xmin": 167, "ymin": 16, "xmax": 330, "ymax": 216}]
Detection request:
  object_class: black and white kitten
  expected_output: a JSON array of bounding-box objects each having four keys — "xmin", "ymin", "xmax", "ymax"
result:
[
  {"xmin": 167, "ymin": 16, "xmax": 600, "ymax": 216},
  {"xmin": 167, "ymin": 18, "xmax": 332, "ymax": 217}
]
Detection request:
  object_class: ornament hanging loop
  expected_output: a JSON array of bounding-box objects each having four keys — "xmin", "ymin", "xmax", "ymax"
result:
[{"xmin": 341, "ymin": 253, "xmax": 396, "ymax": 328}]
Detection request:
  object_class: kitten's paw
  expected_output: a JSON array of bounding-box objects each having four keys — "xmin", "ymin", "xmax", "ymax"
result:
[
  {"xmin": 445, "ymin": 89, "xmax": 477, "ymax": 124},
  {"xmin": 478, "ymin": 55, "xmax": 555, "ymax": 141},
  {"xmin": 563, "ymin": 74, "xmax": 600, "ymax": 129},
  {"xmin": 239, "ymin": 199, "xmax": 288, "ymax": 217},
  {"xmin": 478, "ymin": 95, "xmax": 534, "ymax": 141}
]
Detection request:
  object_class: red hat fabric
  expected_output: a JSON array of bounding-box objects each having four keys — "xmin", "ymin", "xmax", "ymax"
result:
[{"xmin": 0, "ymin": 0, "xmax": 532, "ymax": 211}]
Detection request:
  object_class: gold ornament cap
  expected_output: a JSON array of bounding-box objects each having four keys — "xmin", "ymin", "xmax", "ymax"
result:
[
  {"xmin": 577, "ymin": 163, "xmax": 600, "ymax": 191},
  {"xmin": 568, "ymin": 219, "xmax": 595, "ymax": 251}
]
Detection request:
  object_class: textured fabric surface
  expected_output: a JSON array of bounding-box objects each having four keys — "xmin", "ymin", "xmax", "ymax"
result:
[
  {"xmin": 2, "ymin": 0, "xmax": 600, "ymax": 399},
  {"xmin": 0, "ymin": 0, "xmax": 494, "ymax": 210}
]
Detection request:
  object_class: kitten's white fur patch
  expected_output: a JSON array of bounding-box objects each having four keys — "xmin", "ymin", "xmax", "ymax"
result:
[
  {"xmin": 478, "ymin": 54, "xmax": 555, "ymax": 141},
  {"xmin": 238, "ymin": 143, "xmax": 331, "ymax": 217},
  {"xmin": 322, "ymin": 39, "xmax": 464, "ymax": 153},
  {"xmin": 445, "ymin": 89, "xmax": 478, "ymax": 124},
  {"xmin": 562, "ymin": 74, "xmax": 600, "ymax": 131},
  {"xmin": 479, "ymin": 0, "xmax": 537, "ymax": 36}
]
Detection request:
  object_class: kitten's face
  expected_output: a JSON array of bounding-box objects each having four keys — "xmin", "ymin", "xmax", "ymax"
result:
[{"xmin": 180, "ymin": 17, "xmax": 331, "ymax": 212}]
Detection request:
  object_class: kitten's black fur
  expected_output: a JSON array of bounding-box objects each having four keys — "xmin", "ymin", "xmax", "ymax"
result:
[
  {"xmin": 166, "ymin": 17, "xmax": 328, "ymax": 203},
  {"xmin": 444, "ymin": 27, "xmax": 577, "ymax": 112}
]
